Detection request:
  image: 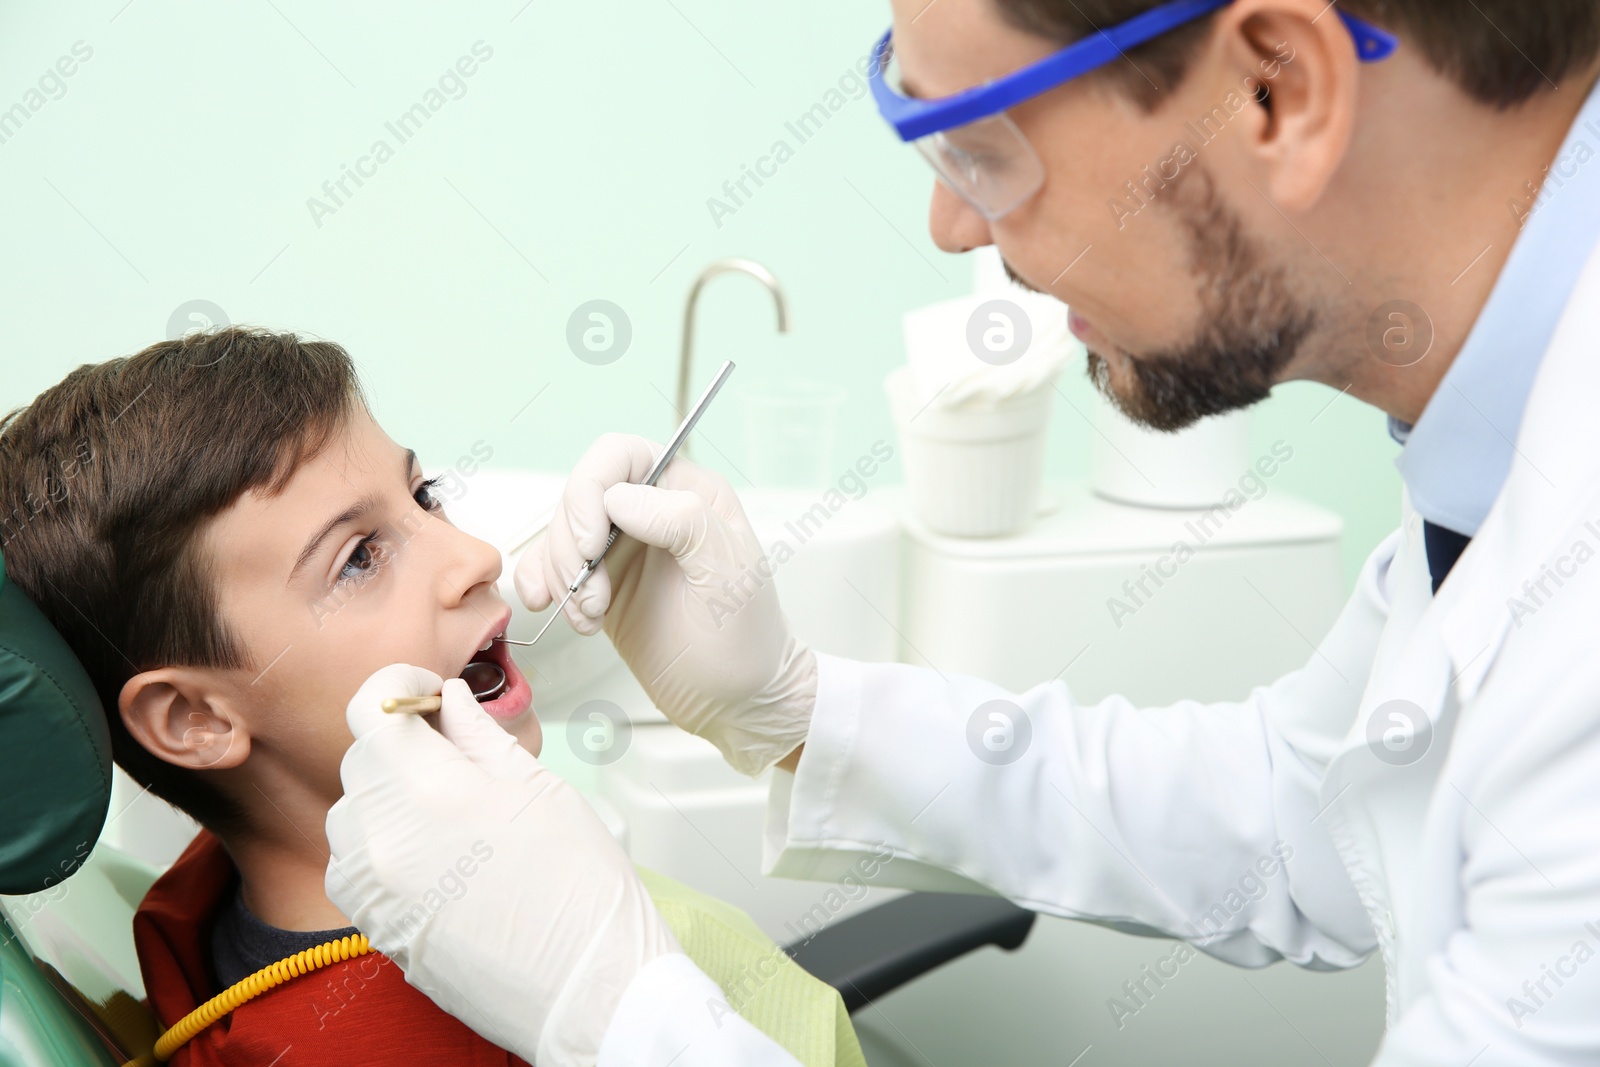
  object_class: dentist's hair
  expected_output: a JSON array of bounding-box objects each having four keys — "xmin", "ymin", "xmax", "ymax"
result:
[
  {"xmin": 996, "ymin": 0, "xmax": 1600, "ymax": 109},
  {"xmin": 0, "ymin": 326, "xmax": 365, "ymax": 828}
]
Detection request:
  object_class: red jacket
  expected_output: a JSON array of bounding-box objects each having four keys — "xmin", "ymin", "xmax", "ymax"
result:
[{"xmin": 134, "ymin": 831, "xmax": 528, "ymax": 1066}]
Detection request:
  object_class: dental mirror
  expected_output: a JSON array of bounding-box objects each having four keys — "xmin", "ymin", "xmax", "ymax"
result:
[{"xmin": 460, "ymin": 661, "xmax": 508, "ymax": 702}]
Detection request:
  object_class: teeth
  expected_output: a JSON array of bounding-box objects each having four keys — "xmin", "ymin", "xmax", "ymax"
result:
[{"xmin": 479, "ymin": 639, "xmax": 493, "ymax": 652}]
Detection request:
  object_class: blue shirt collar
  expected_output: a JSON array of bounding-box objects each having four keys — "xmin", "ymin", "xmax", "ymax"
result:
[{"xmin": 1393, "ymin": 78, "xmax": 1600, "ymax": 537}]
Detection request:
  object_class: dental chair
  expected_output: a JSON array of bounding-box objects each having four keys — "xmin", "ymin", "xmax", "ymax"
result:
[
  {"xmin": 0, "ymin": 547, "xmax": 1035, "ymax": 1064},
  {"xmin": 0, "ymin": 545, "xmax": 130, "ymax": 1065}
]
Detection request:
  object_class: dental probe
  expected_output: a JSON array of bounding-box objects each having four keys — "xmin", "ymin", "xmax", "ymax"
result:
[
  {"xmin": 380, "ymin": 662, "xmax": 505, "ymax": 715},
  {"xmin": 380, "ymin": 361, "xmax": 736, "ymax": 717},
  {"xmin": 498, "ymin": 358, "xmax": 736, "ymax": 650}
]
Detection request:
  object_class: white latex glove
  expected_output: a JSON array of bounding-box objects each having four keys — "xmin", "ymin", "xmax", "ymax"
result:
[
  {"xmin": 515, "ymin": 433, "xmax": 815, "ymax": 777},
  {"xmin": 325, "ymin": 664, "xmax": 680, "ymax": 1067}
]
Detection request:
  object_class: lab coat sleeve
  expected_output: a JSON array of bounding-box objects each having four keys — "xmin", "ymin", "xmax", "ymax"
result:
[
  {"xmin": 1372, "ymin": 645, "xmax": 1600, "ymax": 1064},
  {"xmin": 598, "ymin": 954, "xmax": 803, "ymax": 1066},
  {"xmin": 765, "ymin": 531, "xmax": 1405, "ymax": 971}
]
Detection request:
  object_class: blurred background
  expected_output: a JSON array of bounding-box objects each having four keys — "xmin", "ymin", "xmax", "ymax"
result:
[{"xmin": 0, "ymin": 3, "xmax": 1401, "ymax": 1064}]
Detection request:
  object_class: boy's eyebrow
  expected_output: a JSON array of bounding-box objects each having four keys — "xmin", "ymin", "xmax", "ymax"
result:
[
  {"xmin": 290, "ymin": 494, "xmax": 380, "ymax": 581},
  {"xmin": 289, "ymin": 449, "xmax": 418, "ymax": 581}
]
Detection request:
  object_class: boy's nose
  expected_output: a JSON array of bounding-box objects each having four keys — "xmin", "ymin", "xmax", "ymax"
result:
[{"xmin": 432, "ymin": 520, "xmax": 504, "ymax": 602}]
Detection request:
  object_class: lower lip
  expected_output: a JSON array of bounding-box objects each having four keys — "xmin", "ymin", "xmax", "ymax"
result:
[
  {"xmin": 470, "ymin": 639, "xmax": 533, "ymax": 720},
  {"xmin": 1068, "ymin": 311, "xmax": 1096, "ymax": 343}
]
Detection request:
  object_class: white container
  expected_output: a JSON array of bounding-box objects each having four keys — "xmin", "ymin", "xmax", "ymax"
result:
[
  {"xmin": 886, "ymin": 365, "xmax": 1054, "ymax": 538},
  {"xmin": 1088, "ymin": 390, "xmax": 1252, "ymax": 508}
]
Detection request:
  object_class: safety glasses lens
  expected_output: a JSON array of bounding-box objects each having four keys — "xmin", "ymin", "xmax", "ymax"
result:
[{"xmin": 913, "ymin": 112, "xmax": 1045, "ymax": 221}]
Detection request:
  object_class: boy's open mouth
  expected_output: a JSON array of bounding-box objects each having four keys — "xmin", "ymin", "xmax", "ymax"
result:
[{"xmin": 462, "ymin": 622, "xmax": 533, "ymax": 721}]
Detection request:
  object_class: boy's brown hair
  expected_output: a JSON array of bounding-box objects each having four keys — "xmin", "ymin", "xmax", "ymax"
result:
[{"xmin": 0, "ymin": 327, "xmax": 365, "ymax": 827}]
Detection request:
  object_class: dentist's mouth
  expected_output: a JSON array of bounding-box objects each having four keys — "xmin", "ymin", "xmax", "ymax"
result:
[{"xmin": 1068, "ymin": 310, "xmax": 1098, "ymax": 344}]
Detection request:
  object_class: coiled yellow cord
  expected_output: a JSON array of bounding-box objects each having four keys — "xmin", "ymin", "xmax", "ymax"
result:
[{"xmin": 120, "ymin": 933, "xmax": 372, "ymax": 1066}]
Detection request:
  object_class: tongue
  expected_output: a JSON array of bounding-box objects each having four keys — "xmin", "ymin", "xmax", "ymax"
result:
[{"xmin": 460, "ymin": 661, "xmax": 507, "ymax": 703}]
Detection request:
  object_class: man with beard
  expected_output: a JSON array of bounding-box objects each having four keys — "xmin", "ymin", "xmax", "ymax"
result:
[{"xmin": 326, "ymin": 2, "xmax": 1600, "ymax": 1063}]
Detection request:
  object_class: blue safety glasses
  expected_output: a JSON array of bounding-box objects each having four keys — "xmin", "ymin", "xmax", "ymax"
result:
[{"xmin": 869, "ymin": 0, "xmax": 1398, "ymax": 219}]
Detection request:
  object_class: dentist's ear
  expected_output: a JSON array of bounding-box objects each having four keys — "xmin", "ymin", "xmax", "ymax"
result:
[
  {"xmin": 120, "ymin": 668, "xmax": 251, "ymax": 771},
  {"xmin": 1214, "ymin": 0, "xmax": 1362, "ymax": 212}
]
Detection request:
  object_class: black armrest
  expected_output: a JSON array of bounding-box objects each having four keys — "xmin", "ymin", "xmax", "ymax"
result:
[{"xmin": 782, "ymin": 893, "xmax": 1036, "ymax": 1013}]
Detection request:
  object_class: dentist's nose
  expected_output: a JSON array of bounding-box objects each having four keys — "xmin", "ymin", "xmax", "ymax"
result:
[{"xmin": 929, "ymin": 180, "xmax": 993, "ymax": 254}]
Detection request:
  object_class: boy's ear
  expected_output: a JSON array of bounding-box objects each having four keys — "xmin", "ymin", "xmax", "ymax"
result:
[{"xmin": 120, "ymin": 668, "xmax": 251, "ymax": 772}]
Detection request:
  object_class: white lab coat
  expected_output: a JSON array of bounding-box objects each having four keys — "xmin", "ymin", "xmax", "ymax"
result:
[
  {"xmin": 598, "ymin": 213, "xmax": 1600, "ymax": 1067},
  {"xmin": 595, "ymin": 241, "xmax": 1600, "ymax": 1067},
  {"xmin": 753, "ymin": 237, "xmax": 1600, "ymax": 1063}
]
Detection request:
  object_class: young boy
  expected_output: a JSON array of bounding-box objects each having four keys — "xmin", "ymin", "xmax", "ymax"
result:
[{"xmin": 0, "ymin": 328, "xmax": 862, "ymax": 1065}]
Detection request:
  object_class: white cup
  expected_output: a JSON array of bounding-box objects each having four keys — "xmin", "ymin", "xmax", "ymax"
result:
[
  {"xmin": 1088, "ymin": 390, "xmax": 1252, "ymax": 508},
  {"xmin": 886, "ymin": 365, "xmax": 1055, "ymax": 538}
]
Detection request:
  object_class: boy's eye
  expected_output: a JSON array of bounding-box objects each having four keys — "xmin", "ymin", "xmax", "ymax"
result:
[
  {"xmin": 414, "ymin": 476, "xmax": 445, "ymax": 513},
  {"xmin": 334, "ymin": 477, "xmax": 444, "ymax": 588},
  {"xmin": 339, "ymin": 534, "xmax": 384, "ymax": 585}
]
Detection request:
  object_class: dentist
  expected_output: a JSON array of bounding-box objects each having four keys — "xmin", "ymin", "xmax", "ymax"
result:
[{"xmin": 327, "ymin": 0, "xmax": 1600, "ymax": 1063}]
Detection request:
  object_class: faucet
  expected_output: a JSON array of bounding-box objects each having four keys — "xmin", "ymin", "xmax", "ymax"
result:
[{"xmin": 677, "ymin": 258, "xmax": 790, "ymax": 456}]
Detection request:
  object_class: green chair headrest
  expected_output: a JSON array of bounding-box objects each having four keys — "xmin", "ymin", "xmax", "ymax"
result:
[{"xmin": 0, "ymin": 547, "xmax": 111, "ymax": 895}]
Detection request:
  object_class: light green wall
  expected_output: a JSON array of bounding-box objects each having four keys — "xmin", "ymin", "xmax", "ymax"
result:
[{"xmin": 0, "ymin": 1, "xmax": 1399, "ymax": 586}]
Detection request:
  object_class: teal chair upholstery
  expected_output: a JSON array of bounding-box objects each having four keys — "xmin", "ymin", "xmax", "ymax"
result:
[
  {"xmin": 0, "ymin": 546, "xmax": 129, "ymax": 1064},
  {"xmin": 0, "ymin": 547, "xmax": 112, "ymax": 895}
]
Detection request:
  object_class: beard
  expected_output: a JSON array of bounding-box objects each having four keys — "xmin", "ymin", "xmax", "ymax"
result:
[{"xmin": 1010, "ymin": 167, "xmax": 1315, "ymax": 434}]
